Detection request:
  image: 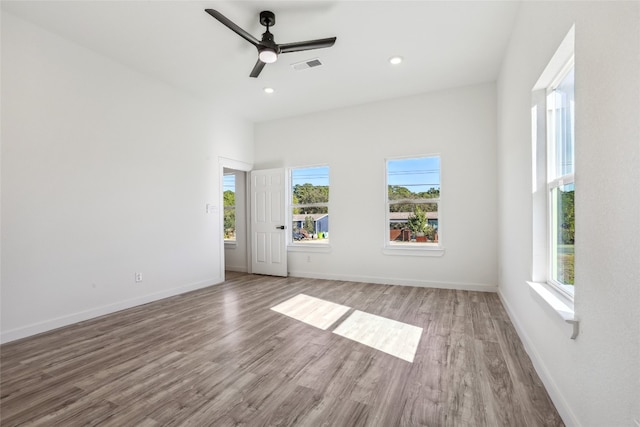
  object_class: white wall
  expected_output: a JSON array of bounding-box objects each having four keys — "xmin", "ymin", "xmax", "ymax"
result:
[
  {"xmin": 255, "ymin": 83, "xmax": 498, "ymax": 291},
  {"xmin": 0, "ymin": 12, "xmax": 254, "ymax": 342},
  {"xmin": 497, "ymin": 2, "xmax": 640, "ymax": 426}
]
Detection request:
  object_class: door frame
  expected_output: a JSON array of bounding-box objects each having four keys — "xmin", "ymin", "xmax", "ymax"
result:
[{"xmin": 219, "ymin": 157, "xmax": 252, "ymax": 280}]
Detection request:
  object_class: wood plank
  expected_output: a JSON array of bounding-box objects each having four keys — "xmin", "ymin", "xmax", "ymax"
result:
[
  {"xmin": 493, "ymin": 318, "xmax": 564, "ymax": 426},
  {"xmin": 443, "ymin": 332, "xmax": 489, "ymax": 426},
  {"xmin": 475, "ymin": 339, "xmax": 528, "ymax": 426}
]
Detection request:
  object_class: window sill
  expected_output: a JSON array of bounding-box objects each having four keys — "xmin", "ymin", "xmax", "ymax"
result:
[
  {"xmin": 527, "ymin": 281, "xmax": 579, "ymax": 339},
  {"xmin": 224, "ymin": 241, "xmax": 237, "ymax": 249},
  {"xmin": 382, "ymin": 245, "xmax": 445, "ymax": 257},
  {"xmin": 288, "ymin": 244, "xmax": 332, "ymax": 254}
]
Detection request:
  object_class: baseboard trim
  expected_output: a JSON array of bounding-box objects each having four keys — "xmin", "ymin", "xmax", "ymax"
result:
[
  {"xmin": 287, "ymin": 270, "xmax": 497, "ymax": 293},
  {"xmin": 0, "ymin": 277, "xmax": 223, "ymax": 344},
  {"xmin": 225, "ymin": 266, "xmax": 248, "ymax": 273},
  {"xmin": 497, "ymin": 289, "xmax": 580, "ymax": 427}
]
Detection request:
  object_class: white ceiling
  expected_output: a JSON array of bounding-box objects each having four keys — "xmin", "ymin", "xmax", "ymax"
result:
[{"xmin": 2, "ymin": 1, "xmax": 521, "ymax": 122}]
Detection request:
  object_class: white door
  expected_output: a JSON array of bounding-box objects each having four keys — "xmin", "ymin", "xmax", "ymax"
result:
[{"xmin": 250, "ymin": 168, "xmax": 287, "ymax": 277}]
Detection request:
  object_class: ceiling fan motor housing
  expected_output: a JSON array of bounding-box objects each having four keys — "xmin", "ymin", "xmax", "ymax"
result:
[{"xmin": 259, "ymin": 11, "xmax": 275, "ymax": 27}]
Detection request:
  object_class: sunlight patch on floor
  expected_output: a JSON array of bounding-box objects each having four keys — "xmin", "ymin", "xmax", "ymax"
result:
[
  {"xmin": 271, "ymin": 294, "xmax": 422, "ymax": 362},
  {"xmin": 270, "ymin": 293, "xmax": 351, "ymax": 330},
  {"xmin": 333, "ymin": 310, "xmax": 423, "ymax": 363}
]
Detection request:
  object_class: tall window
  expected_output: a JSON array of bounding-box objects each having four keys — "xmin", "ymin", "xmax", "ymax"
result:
[
  {"xmin": 290, "ymin": 166, "xmax": 330, "ymax": 244},
  {"xmin": 386, "ymin": 156, "xmax": 441, "ymax": 246},
  {"xmin": 547, "ymin": 63, "xmax": 575, "ymax": 295},
  {"xmin": 223, "ymin": 173, "xmax": 236, "ymax": 241}
]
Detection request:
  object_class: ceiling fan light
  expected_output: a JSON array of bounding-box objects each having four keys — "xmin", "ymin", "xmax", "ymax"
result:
[{"xmin": 259, "ymin": 49, "xmax": 278, "ymax": 64}]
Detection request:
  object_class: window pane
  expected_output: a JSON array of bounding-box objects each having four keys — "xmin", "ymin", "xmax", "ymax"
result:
[
  {"xmin": 389, "ymin": 203, "xmax": 438, "ymax": 244},
  {"xmin": 551, "ymin": 183, "xmax": 574, "ymax": 286},
  {"xmin": 387, "ymin": 157, "xmax": 440, "ymax": 245},
  {"xmin": 292, "ymin": 207, "xmax": 329, "ymax": 242},
  {"xmin": 223, "ymin": 174, "xmax": 236, "ymax": 241},
  {"xmin": 553, "ymin": 68, "xmax": 575, "ymax": 177},
  {"xmin": 291, "ymin": 166, "xmax": 329, "ymax": 244},
  {"xmin": 388, "ymin": 157, "xmax": 440, "ymax": 201},
  {"xmin": 292, "ymin": 166, "xmax": 329, "ymax": 204}
]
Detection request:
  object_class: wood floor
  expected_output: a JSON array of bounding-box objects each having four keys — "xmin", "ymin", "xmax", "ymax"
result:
[{"xmin": 0, "ymin": 273, "xmax": 564, "ymax": 426}]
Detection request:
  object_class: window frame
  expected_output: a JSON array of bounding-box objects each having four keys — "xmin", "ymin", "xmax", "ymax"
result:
[
  {"xmin": 288, "ymin": 165, "xmax": 331, "ymax": 250},
  {"xmin": 528, "ymin": 26, "xmax": 577, "ymax": 337},
  {"xmin": 383, "ymin": 155, "xmax": 444, "ymax": 256},
  {"xmin": 545, "ymin": 58, "xmax": 575, "ymax": 298}
]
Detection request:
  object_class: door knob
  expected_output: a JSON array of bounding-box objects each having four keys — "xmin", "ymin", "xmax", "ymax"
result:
[{"xmin": 276, "ymin": 225, "xmax": 286, "ymax": 230}]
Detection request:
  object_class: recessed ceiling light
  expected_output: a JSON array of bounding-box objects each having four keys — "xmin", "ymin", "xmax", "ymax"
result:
[
  {"xmin": 389, "ymin": 56, "xmax": 403, "ymax": 65},
  {"xmin": 264, "ymin": 87, "xmax": 275, "ymax": 94}
]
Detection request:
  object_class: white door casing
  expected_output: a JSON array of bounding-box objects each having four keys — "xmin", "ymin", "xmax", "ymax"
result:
[
  {"xmin": 219, "ymin": 157, "xmax": 253, "ymax": 280},
  {"xmin": 250, "ymin": 168, "xmax": 287, "ymax": 277}
]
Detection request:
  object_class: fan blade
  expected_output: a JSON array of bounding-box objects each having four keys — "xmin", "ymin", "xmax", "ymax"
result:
[
  {"xmin": 249, "ymin": 59, "xmax": 266, "ymax": 78},
  {"xmin": 279, "ymin": 37, "xmax": 336, "ymax": 54},
  {"xmin": 205, "ymin": 9, "xmax": 260, "ymax": 47}
]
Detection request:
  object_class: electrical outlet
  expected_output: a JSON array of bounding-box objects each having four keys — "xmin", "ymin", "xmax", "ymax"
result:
[{"xmin": 135, "ymin": 272, "xmax": 143, "ymax": 283}]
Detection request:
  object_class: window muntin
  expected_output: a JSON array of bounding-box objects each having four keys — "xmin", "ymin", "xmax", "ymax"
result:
[
  {"xmin": 223, "ymin": 173, "xmax": 236, "ymax": 241},
  {"xmin": 547, "ymin": 64, "xmax": 575, "ymax": 295},
  {"xmin": 386, "ymin": 156, "xmax": 441, "ymax": 246},
  {"xmin": 290, "ymin": 166, "xmax": 330, "ymax": 244}
]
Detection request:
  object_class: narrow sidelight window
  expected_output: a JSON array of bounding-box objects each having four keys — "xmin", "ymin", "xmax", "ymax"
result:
[{"xmin": 223, "ymin": 173, "xmax": 236, "ymax": 242}]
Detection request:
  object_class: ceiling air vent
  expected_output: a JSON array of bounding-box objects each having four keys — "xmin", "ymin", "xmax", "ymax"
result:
[{"xmin": 291, "ymin": 58, "xmax": 323, "ymax": 71}]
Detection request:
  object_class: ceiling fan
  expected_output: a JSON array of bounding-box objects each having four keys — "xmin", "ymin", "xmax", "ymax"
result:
[{"xmin": 205, "ymin": 9, "xmax": 337, "ymax": 78}]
